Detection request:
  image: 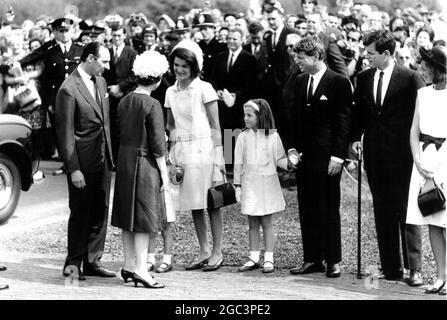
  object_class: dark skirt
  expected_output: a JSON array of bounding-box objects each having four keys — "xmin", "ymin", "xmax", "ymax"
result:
[{"xmin": 111, "ymin": 147, "xmax": 166, "ymax": 233}]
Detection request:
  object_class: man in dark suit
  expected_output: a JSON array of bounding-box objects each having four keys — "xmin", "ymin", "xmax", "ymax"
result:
[
  {"xmin": 288, "ymin": 36, "xmax": 352, "ymax": 278},
  {"xmin": 210, "ymin": 27, "xmax": 257, "ymax": 168},
  {"xmin": 20, "ymin": 18, "xmax": 84, "ymax": 162},
  {"xmin": 306, "ymin": 13, "xmax": 348, "ymax": 77},
  {"xmin": 351, "ymin": 30, "xmax": 425, "ymax": 285},
  {"xmin": 103, "ymin": 25, "xmax": 137, "ymax": 162},
  {"xmin": 56, "ymin": 42, "xmax": 116, "ymax": 280},
  {"xmin": 196, "ymin": 13, "xmax": 227, "ymax": 82},
  {"xmin": 243, "ymin": 21, "xmax": 269, "ymax": 97},
  {"xmin": 262, "ymin": 6, "xmax": 297, "ymax": 137}
]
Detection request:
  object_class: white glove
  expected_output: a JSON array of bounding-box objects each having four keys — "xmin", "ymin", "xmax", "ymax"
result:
[{"xmin": 235, "ymin": 187, "xmax": 241, "ymax": 203}]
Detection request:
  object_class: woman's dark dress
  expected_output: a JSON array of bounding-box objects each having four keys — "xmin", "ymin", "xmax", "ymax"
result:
[{"xmin": 111, "ymin": 92, "xmax": 167, "ymax": 232}]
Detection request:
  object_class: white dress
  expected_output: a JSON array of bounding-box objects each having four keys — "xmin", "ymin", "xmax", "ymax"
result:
[
  {"xmin": 165, "ymin": 78, "xmax": 218, "ymax": 211},
  {"xmin": 233, "ymin": 129, "xmax": 288, "ymax": 216},
  {"xmin": 406, "ymin": 86, "xmax": 447, "ymax": 228}
]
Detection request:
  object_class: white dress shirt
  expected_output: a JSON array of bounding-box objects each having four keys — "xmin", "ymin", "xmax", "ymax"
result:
[
  {"xmin": 59, "ymin": 41, "xmax": 72, "ymax": 54},
  {"xmin": 373, "ymin": 61, "xmax": 395, "ymax": 106},
  {"xmin": 228, "ymin": 47, "xmax": 243, "ymax": 69},
  {"xmin": 113, "ymin": 43, "xmax": 125, "ymax": 60},
  {"xmin": 78, "ymin": 65, "xmax": 96, "ymax": 101},
  {"xmin": 272, "ymin": 24, "xmax": 284, "ymax": 48},
  {"xmin": 307, "ymin": 64, "xmax": 327, "ymax": 97}
]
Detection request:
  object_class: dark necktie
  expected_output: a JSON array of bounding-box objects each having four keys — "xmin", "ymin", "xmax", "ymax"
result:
[
  {"xmin": 307, "ymin": 76, "xmax": 314, "ymax": 106},
  {"xmin": 90, "ymin": 76, "xmax": 103, "ymax": 112},
  {"xmin": 272, "ymin": 31, "xmax": 277, "ymax": 48},
  {"xmin": 227, "ymin": 52, "xmax": 234, "ymax": 72},
  {"xmin": 114, "ymin": 48, "xmax": 119, "ymax": 62},
  {"xmin": 376, "ymin": 71, "xmax": 384, "ymax": 108},
  {"xmin": 63, "ymin": 44, "xmax": 67, "ymax": 55}
]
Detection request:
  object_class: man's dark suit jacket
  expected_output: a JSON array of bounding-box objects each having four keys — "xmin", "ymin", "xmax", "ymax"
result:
[
  {"xmin": 103, "ymin": 45, "xmax": 137, "ymax": 95},
  {"xmin": 264, "ymin": 26, "xmax": 296, "ymax": 87},
  {"xmin": 352, "ymin": 63, "xmax": 425, "ymax": 274},
  {"xmin": 210, "ymin": 49, "xmax": 257, "ymax": 130},
  {"xmin": 243, "ymin": 42, "xmax": 269, "ymax": 96},
  {"xmin": 55, "ymin": 68, "xmax": 113, "ymax": 174},
  {"xmin": 318, "ymin": 32, "xmax": 348, "ymax": 78},
  {"xmin": 352, "ymin": 64, "xmax": 425, "ymax": 173},
  {"xmin": 290, "ymin": 68, "xmax": 352, "ymax": 172}
]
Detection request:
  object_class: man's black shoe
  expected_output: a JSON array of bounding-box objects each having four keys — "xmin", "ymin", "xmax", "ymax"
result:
[
  {"xmin": 83, "ymin": 266, "xmax": 116, "ymax": 278},
  {"xmin": 0, "ymin": 283, "xmax": 9, "ymax": 290},
  {"xmin": 290, "ymin": 262, "xmax": 325, "ymax": 275},
  {"xmin": 326, "ymin": 263, "xmax": 341, "ymax": 278}
]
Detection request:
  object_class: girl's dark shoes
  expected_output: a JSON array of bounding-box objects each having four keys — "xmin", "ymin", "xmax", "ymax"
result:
[
  {"xmin": 425, "ymin": 280, "xmax": 446, "ymax": 294},
  {"xmin": 132, "ymin": 273, "xmax": 165, "ymax": 289},
  {"xmin": 0, "ymin": 283, "xmax": 8, "ymax": 290},
  {"xmin": 185, "ymin": 258, "xmax": 210, "ymax": 270},
  {"xmin": 121, "ymin": 269, "xmax": 134, "ymax": 283},
  {"xmin": 202, "ymin": 257, "xmax": 223, "ymax": 272},
  {"xmin": 238, "ymin": 259, "xmax": 260, "ymax": 272}
]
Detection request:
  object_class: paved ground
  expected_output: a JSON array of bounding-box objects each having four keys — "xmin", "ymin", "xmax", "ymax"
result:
[
  {"xmin": 1, "ymin": 161, "xmax": 445, "ymax": 302},
  {"xmin": 0, "ymin": 248, "xmax": 445, "ymax": 301}
]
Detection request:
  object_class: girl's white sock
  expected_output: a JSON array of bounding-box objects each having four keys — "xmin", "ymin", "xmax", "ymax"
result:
[
  {"xmin": 162, "ymin": 254, "xmax": 172, "ymax": 265},
  {"xmin": 264, "ymin": 251, "xmax": 274, "ymax": 263}
]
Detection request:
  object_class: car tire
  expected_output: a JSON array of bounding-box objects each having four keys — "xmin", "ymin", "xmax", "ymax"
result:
[{"xmin": 0, "ymin": 153, "xmax": 21, "ymax": 225}]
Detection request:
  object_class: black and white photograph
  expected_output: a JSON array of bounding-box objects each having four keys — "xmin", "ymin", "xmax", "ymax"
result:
[{"xmin": 0, "ymin": 0, "xmax": 446, "ymax": 308}]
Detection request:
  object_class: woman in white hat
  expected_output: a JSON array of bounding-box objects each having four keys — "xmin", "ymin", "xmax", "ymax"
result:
[{"xmin": 165, "ymin": 40, "xmax": 225, "ymax": 271}]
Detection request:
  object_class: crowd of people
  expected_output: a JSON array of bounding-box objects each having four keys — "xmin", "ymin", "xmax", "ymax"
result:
[{"xmin": 0, "ymin": 0, "xmax": 446, "ymax": 295}]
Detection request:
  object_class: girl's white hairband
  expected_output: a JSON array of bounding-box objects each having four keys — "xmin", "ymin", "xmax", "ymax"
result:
[{"xmin": 244, "ymin": 100, "xmax": 260, "ymax": 112}]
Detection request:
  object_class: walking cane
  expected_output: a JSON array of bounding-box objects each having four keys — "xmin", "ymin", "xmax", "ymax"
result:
[{"xmin": 357, "ymin": 147, "xmax": 363, "ymax": 279}]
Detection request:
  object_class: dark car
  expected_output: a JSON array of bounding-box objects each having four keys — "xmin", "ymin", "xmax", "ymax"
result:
[{"xmin": 0, "ymin": 114, "xmax": 40, "ymax": 224}]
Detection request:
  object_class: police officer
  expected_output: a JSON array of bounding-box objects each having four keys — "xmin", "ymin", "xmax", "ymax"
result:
[
  {"xmin": 195, "ymin": 13, "xmax": 226, "ymax": 82},
  {"xmin": 20, "ymin": 17, "xmax": 84, "ymax": 170}
]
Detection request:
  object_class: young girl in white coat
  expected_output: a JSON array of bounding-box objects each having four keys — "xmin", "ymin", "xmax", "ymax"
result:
[{"xmin": 233, "ymin": 99, "xmax": 292, "ymax": 273}]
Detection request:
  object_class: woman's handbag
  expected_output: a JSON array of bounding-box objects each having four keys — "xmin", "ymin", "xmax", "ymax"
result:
[
  {"xmin": 207, "ymin": 169, "xmax": 237, "ymax": 210},
  {"xmin": 417, "ymin": 178, "xmax": 446, "ymax": 217}
]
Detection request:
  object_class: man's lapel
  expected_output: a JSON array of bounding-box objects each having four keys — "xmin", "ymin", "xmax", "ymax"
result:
[
  {"xmin": 382, "ymin": 64, "xmax": 401, "ymax": 108},
  {"xmin": 73, "ymin": 69, "xmax": 104, "ymax": 122},
  {"xmin": 311, "ymin": 69, "xmax": 329, "ymax": 104}
]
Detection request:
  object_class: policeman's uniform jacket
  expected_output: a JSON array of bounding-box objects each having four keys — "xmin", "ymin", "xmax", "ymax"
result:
[
  {"xmin": 198, "ymin": 37, "xmax": 226, "ymax": 82},
  {"xmin": 20, "ymin": 41, "xmax": 84, "ymax": 109}
]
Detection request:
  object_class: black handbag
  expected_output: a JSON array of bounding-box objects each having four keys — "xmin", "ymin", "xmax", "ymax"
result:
[
  {"xmin": 207, "ymin": 170, "xmax": 237, "ymax": 210},
  {"xmin": 417, "ymin": 178, "xmax": 446, "ymax": 217}
]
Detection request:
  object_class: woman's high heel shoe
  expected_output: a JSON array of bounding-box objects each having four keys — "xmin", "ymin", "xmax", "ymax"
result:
[
  {"xmin": 120, "ymin": 269, "xmax": 134, "ymax": 283},
  {"xmin": 425, "ymin": 280, "xmax": 446, "ymax": 294},
  {"xmin": 132, "ymin": 273, "xmax": 165, "ymax": 289}
]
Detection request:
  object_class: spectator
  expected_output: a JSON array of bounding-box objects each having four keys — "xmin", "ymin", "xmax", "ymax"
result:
[
  {"xmin": 301, "ymin": 0, "xmax": 317, "ymax": 19},
  {"xmin": 295, "ymin": 17, "xmax": 308, "ymax": 37},
  {"xmin": 217, "ymin": 26, "xmax": 229, "ymax": 44},
  {"xmin": 158, "ymin": 14, "xmax": 175, "ymax": 33},
  {"xmin": 395, "ymin": 45, "xmax": 414, "ymax": 69},
  {"xmin": 286, "ymin": 15, "xmax": 299, "ymax": 29},
  {"xmin": 306, "ymin": 13, "xmax": 348, "ymax": 77},
  {"xmin": 223, "ymin": 13, "xmax": 237, "ymax": 28},
  {"xmin": 336, "ymin": 0, "xmax": 354, "ymax": 18},
  {"xmin": 407, "ymin": 45, "xmax": 447, "ymax": 295}
]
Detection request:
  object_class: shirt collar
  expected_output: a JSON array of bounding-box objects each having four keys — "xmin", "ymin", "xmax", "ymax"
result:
[
  {"xmin": 229, "ymin": 47, "xmax": 243, "ymax": 58},
  {"xmin": 376, "ymin": 60, "xmax": 395, "ymax": 77},
  {"xmin": 115, "ymin": 43, "xmax": 125, "ymax": 52},
  {"xmin": 309, "ymin": 64, "xmax": 327, "ymax": 82},
  {"xmin": 59, "ymin": 40, "xmax": 72, "ymax": 50},
  {"xmin": 78, "ymin": 65, "xmax": 93, "ymax": 84},
  {"xmin": 173, "ymin": 77, "xmax": 201, "ymax": 92},
  {"xmin": 273, "ymin": 24, "xmax": 284, "ymax": 37}
]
